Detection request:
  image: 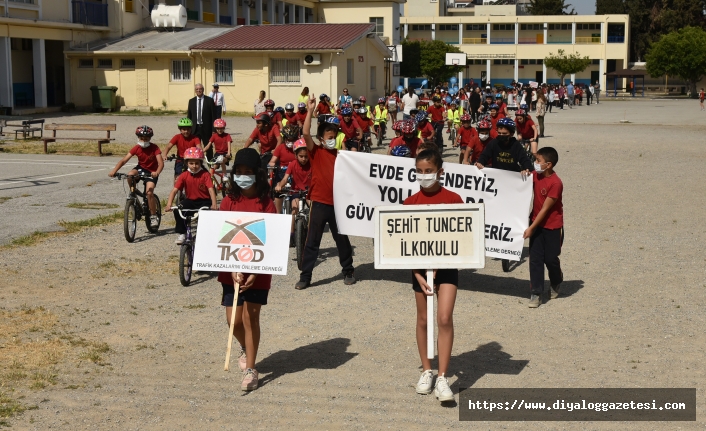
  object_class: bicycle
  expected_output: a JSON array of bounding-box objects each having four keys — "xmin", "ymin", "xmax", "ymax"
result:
[
  {"xmin": 292, "ymin": 189, "xmax": 310, "ymax": 270},
  {"xmin": 520, "ymin": 139, "xmax": 536, "ymax": 163},
  {"xmin": 374, "ymin": 121, "xmax": 387, "ymax": 147},
  {"xmin": 359, "ymin": 132, "xmax": 372, "ymax": 154},
  {"xmin": 165, "ymin": 154, "xmax": 184, "ymax": 207},
  {"xmin": 204, "ymin": 154, "xmax": 230, "ymax": 198},
  {"xmin": 114, "ymin": 172, "xmax": 162, "ymax": 243},
  {"xmin": 170, "ymin": 205, "xmax": 209, "ymax": 286}
]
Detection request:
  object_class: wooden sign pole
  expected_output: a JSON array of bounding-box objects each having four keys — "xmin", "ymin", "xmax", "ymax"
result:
[
  {"xmin": 427, "ymin": 270, "xmax": 434, "ymax": 359},
  {"xmin": 224, "ymin": 282, "xmax": 240, "ymax": 371}
]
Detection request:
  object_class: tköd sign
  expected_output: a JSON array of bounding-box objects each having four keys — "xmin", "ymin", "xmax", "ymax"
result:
[{"xmin": 374, "ymin": 204, "xmax": 486, "ymax": 270}]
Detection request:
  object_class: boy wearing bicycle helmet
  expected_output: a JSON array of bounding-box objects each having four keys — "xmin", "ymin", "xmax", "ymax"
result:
[
  {"xmin": 315, "ymin": 94, "xmax": 332, "ymax": 116},
  {"xmin": 475, "ymin": 118, "xmax": 532, "ymax": 174},
  {"xmin": 415, "ymin": 112, "xmax": 435, "ymax": 145},
  {"xmin": 463, "ymin": 118, "xmax": 496, "ymax": 165},
  {"xmin": 269, "ymin": 124, "xmax": 300, "ymax": 214},
  {"xmin": 164, "ymin": 118, "xmax": 202, "ymax": 179},
  {"xmin": 244, "ymin": 112, "xmax": 282, "ymax": 170},
  {"xmin": 204, "ymin": 118, "xmax": 232, "ymax": 180},
  {"xmin": 108, "ymin": 125, "xmax": 164, "ymax": 228},
  {"xmin": 276, "ymin": 138, "xmax": 312, "ymax": 242},
  {"xmin": 337, "ymin": 107, "xmax": 363, "ymax": 151},
  {"xmin": 165, "ymin": 147, "xmax": 217, "ymax": 244},
  {"xmin": 455, "ymin": 114, "xmax": 476, "ymax": 164},
  {"xmin": 296, "ymin": 102, "xmax": 308, "ymax": 126},
  {"xmin": 388, "ymin": 120, "xmax": 421, "ymax": 157}
]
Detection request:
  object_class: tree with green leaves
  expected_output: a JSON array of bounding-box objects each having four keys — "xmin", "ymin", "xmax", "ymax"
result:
[
  {"xmin": 544, "ymin": 49, "xmax": 592, "ymax": 84},
  {"xmin": 527, "ymin": 0, "xmax": 575, "ymax": 15},
  {"xmin": 646, "ymin": 26, "xmax": 706, "ymax": 98},
  {"xmin": 595, "ymin": 0, "xmax": 625, "ymax": 14},
  {"xmin": 401, "ymin": 39, "xmax": 463, "ymax": 84}
]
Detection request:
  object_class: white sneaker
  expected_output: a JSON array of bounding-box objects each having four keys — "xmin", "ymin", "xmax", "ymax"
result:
[
  {"xmin": 416, "ymin": 370, "xmax": 434, "ymax": 395},
  {"xmin": 434, "ymin": 375, "xmax": 454, "ymax": 402},
  {"xmin": 150, "ymin": 215, "xmax": 159, "ymax": 228},
  {"xmin": 238, "ymin": 346, "xmax": 247, "ymax": 372},
  {"xmin": 175, "ymin": 234, "xmax": 185, "ymax": 245}
]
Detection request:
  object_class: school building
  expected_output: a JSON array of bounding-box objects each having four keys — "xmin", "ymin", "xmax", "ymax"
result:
[{"xmin": 400, "ymin": 0, "xmax": 630, "ymax": 90}]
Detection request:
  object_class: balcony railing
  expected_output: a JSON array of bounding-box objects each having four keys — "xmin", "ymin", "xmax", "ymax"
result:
[
  {"xmin": 490, "ymin": 37, "xmax": 514, "ymax": 44},
  {"xmin": 576, "ymin": 36, "xmax": 601, "ymax": 44},
  {"xmin": 71, "ymin": 0, "xmax": 108, "ymax": 27},
  {"xmin": 547, "ymin": 37, "xmax": 572, "ymax": 44},
  {"xmin": 437, "ymin": 37, "xmax": 459, "ymax": 45},
  {"xmin": 608, "ymin": 36, "xmax": 625, "ymax": 43},
  {"xmin": 518, "ymin": 37, "xmax": 540, "ymax": 44},
  {"xmin": 462, "ymin": 37, "xmax": 487, "ymax": 44}
]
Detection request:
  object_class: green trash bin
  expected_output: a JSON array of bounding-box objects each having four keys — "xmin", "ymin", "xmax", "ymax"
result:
[{"xmin": 90, "ymin": 86, "xmax": 118, "ymax": 111}]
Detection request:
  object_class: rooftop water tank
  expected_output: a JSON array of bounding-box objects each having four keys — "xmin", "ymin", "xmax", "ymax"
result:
[{"xmin": 151, "ymin": 4, "xmax": 187, "ymax": 28}]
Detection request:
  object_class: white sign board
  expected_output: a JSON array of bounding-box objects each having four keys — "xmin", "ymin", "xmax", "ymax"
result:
[
  {"xmin": 374, "ymin": 204, "xmax": 485, "ymax": 270},
  {"xmin": 529, "ymin": 81, "xmax": 539, "ymax": 88},
  {"xmin": 192, "ymin": 211, "xmax": 291, "ymax": 275},
  {"xmin": 446, "ymin": 52, "xmax": 466, "ymax": 66},
  {"xmin": 333, "ymin": 152, "xmax": 532, "ymax": 261}
]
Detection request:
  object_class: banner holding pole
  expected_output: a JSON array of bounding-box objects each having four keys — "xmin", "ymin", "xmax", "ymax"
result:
[{"xmin": 333, "ymin": 152, "xmax": 532, "ymax": 261}]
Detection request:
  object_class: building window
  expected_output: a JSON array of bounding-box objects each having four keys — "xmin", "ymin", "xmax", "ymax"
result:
[
  {"xmin": 370, "ymin": 17, "xmax": 384, "ymax": 37},
  {"xmin": 492, "ymin": 24, "xmax": 515, "ymax": 31},
  {"xmin": 548, "ymin": 24, "xmax": 571, "ymax": 31},
  {"xmin": 97, "ymin": 59, "xmax": 113, "ymax": 69},
  {"xmin": 347, "ymin": 59, "xmax": 354, "ymax": 84},
  {"xmin": 438, "ymin": 24, "xmax": 458, "ymax": 31},
  {"xmin": 411, "ymin": 24, "xmax": 431, "ymax": 31},
  {"xmin": 520, "ymin": 24, "xmax": 541, "ymax": 31},
  {"xmin": 521, "ymin": 59, "xmax": 529, "ymax": 65},
  {"xmin": 592, "ymin": 59, "xmax": 600, "ymax": 65},
  {"xmin": 171, "ymin": 59, "xmax": 191, "ymax": 82},
  {"xmin": 466, "ymin": 24, "xmax": 484, "ymax": 31},
  {"xmin": 537, "ymin": 59, "xmax": 543, "ymax": 65},
  {"xmin": 10, "ymin": 38, "xmax": 32, "ymax": 51},
  {"xmin": 79, "ymin": 59, "xmax": 94, "ymax": 69},
  {"xmin": 270, "ymin": 58, "xmax": 300, "ymax": 83},
  {"xmin": 215, "ymin": 58, "xmax": 233, "ymax": 83},
  {"xmin": 120, "ymin": 59, "xmax": 135, "ymax": 69},
  {"xmin": 370, "ymin": 66, "xmax": 376, "ymax": 90}
]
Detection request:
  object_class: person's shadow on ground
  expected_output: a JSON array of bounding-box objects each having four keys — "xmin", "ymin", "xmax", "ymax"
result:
[{"xmin": 254, "ymin": 338, "xmax": 358, "ymax": 389}]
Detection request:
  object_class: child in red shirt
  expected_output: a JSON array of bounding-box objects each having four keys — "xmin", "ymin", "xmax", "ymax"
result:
[
  {"xmin": 454, "ymin": 114, "xmax": 476, "ymax": 164},
  {"xmin": 204, "ymin": 118, "xmax": 232, "ymax": 181},
  {"xmin": 269, "ymin": 124, "xmax": 300, "ymax": 214},
  {"xmin": 108, "ymin": 125, "xmax": 164, "ymax": 228},
  {"xmin": 356, "ymin": 107, "xmax": 375, "ymax": 146},
  {"xmin": 244, "ymin": 112, "xmax": 282, "ymax": 169},
  {"xmin": 164, "ymin": 118, "xmax": 202, "ymax": 179},
  {"xmin": 462, "ymin": 118, "xmax": 496, "ymax": 165},
  {"xmin": 405, "ymin": 147, "xmax": 462, "ymax": 404},
  {"xmin": 276, "ymin": 139, "xmax": 311, "ymax": 241},
  {"xmin": 165, "ymin": 147, "xmax": 217, "ymax": 244},
  {"xmin": 295, "ymin": 95, "xmax": 355, "ymax": 289},
  {"xmin": 523, "ymin": 146, "xmax": 563, "ymax": 308},
  {"xmin": 314, "ymin": 94, "xmax": 332, "ymax": 116},
  {"xmin": 219, "ymin": 147, "xmax": 277, "ymax": 391},
  {"xmin": 388, "ymin": 119, "xmax": 421, "ymax": 157}
]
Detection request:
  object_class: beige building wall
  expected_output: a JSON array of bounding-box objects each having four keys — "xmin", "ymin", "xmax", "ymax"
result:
[
  {"xmin": 318, "ymin": 1, "xmax": 400, "ymax": 44},
  {"xmin": 42, "ymin": 0, "xmax": 71, "ymax": 22},
  {"xmin": 404, "ymin": 0, "xmax": 442, "ymax": 18}
]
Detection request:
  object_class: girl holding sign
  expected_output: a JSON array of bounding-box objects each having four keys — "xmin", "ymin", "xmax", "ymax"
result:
[
  {"xmin": 404, "ymin": 148, "xmax": 463, "ymax": 403},
  {"xmin": 219, "ymin": 148, "xmax": 276, "ymax": 391}
]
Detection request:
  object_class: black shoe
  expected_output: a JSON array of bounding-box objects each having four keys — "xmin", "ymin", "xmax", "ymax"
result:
[
  {"xmin": 295, "ymin": 280, "xmax": 309, "ymax": 290},
  {"xmin": 343, "ymin": 271, "xmax": 356, "ymax": 285}
]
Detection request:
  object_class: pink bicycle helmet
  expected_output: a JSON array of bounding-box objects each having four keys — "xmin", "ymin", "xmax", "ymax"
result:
[
  {"xmin": 183, "ymin": 147, "xmax": 204, "ymax": 160},
  {"xmin": 293, "ymin": 138, "xmax": 307, "ymax": 153},
  {"xmin": 460, "ymin": 114, "xmax": 472, "ymax": 122},
  {"xmin": 391, "ymin": 121, "xmax": 403, "ymax": 132},
  {"xmin": 477, "ymin": 119, "xmax": 493, "ymax": 130},
  {"xmin": 213, "ymin": 118, "xmax": 226, "ymax": 128},
  {"xmin": 400, "ymin": 120, "xmax": 416, "ymax": 134}
]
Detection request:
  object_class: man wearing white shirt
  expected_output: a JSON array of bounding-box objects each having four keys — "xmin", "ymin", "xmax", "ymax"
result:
[
  {"xmin": 400, "ymin": 87, "xmax": 419, "ymax": 120},
  {"xmin": 209, "ymin": 83, "xmax": 225, "ymax": 118}
]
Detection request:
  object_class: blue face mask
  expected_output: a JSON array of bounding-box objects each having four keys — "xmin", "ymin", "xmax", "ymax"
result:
[{"xmin": 233, "ymin": 175, "xmax": 256, "ymax": 190}]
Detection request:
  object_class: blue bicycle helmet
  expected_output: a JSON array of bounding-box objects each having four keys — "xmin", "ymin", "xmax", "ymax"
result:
[
  {"xmin": 341, "ymin": 107, "xmax": 353, "ymax": 116},
  {"xmin": 496, "ymin": 117, "xmax": 516, "ymax": 133},
  {"xmin": 519, "ymin": 103, "xmax": 529, "ymax": 110},
  {"xmin": 325, "ymin": 116, "xmax": 340, "ymax": 126},
  {"xmin": 391, "ymin": 145, "xmax": 411, "ymax": 157},
  {"xmin": 319, "ymin": 94, "xmax": 328, "ymax": 101},
  {"xmin": 489, "ymin": 104, "xmax": 499, "ymax": 111},
  {"xmin": 275, "ymin": 106, "xmax": 285, "ymax": 115},
  {"xmin": 415, "ymin": 111, "xmax": 428, "ymax": 123},
  {"xmin": 495, "ymin": 93, "xmax": 503, "ymax": 99}
]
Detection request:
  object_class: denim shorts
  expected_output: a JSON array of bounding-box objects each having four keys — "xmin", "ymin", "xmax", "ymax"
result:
[{"xmin": 221, "ymin": 283, "xmax": 269, "ymax": 306}]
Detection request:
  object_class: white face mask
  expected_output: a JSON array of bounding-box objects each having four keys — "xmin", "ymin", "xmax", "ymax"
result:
[
  {"xmin": 534, "ymin": 162, "xmax": 546, "ymax": 174},
  {"xmin": 478, "ymin": 133, "xmax": 489, "ymax": 141},
  {"xmin": 137, "ymin": 139, "xmax": 150, "ymax": 148},
  {"xmin": 286, "ymin": 141, "xmax": 293, "ymax": 148},
  {"xmin": 416, "ymin": 172, "xmax": 439, "ymax": 189},
  {"xmin": 187, "ymin": 165, "xmax": 202, "ymax": 175},
  {"xmin": 324, "ymin": 138, "xmax": 337, "ymax": 149}
]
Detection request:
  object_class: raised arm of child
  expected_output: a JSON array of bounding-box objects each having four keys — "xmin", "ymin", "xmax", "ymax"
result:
[{"xmin": 302, "ymin": 96, "xmax": 316, "ymax": 151}]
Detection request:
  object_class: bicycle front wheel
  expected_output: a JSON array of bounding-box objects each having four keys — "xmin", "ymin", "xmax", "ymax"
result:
[
  {"xmin": 146, "ymin": 194, "xmax": 161, "ymax": 233},
  {"xmin": 295, "ymin": 217, "xmax": 307, "ymax": 270},
  {"xmin": 123, "ymin": 199, "xmax": 137, "ymax": 243},
  {"xmin": 179, "ymin": 244, "xmax": 193, "ymax": 286}
]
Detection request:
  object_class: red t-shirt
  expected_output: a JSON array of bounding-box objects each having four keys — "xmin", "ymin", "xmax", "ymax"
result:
[
  {"xmin": 217, "ymin": 193, "xmax": 277, "ymax": 290},
  {"xmin": 209, "ymin": 132, "xmax": 232, "ymax": 154},
  {"xmin": 468, "ymin": 136, "xmax": 494, "ymax": 165},
  {"xmin": 316, "ymin": 102, "xmax": 331, "ymax": 115},
  {"xmin": 426, "ymin": 105, "xmax": 446, "ymax": 123},
  {"xmin": 515, "ymin": 118, "xmax": 536, "ymax": 139},
  {"xmin": 283, "ymin": 112, "xmax": 299, "ymax": 125},
  {"xmin": 308, "ymin": 144, "xmax": 337, "ymax": 205},
  {"xmin": 268, "ymin": 111, "xmax": 282, "ymax": 125},
  {"xmin": 249, "ymin": 125, "xmax": 280, "ymax": 153},
  {"xmin": 286, "ymin": 160, "xmax": 312, "ymax": 191},
  {"xmin": 490, "ymin": 113, "xmax": 506, "ymax": 130},
  {"xmin": 359, "ymin": 116, "xmax": 374, "ymax": 132},
  {"xmin": 417, "ymin": 122, "xmax": 435, "ymax": 139},
  {"xmin": 169, "ymin": 134, "xmax": 201, "ymax": 158},
  {"xmin": 174, "ymin": 169, "xmax": 213, "ymax": 200},
  {"xmin": 129, "ymin": 144, "xmax": 162, "ymax": 172},
  {"xmin": 389, "ymin": 137, "xmax": 421, "ymax": 157},
  {"xmin": 273, "ymin": 142, "xmax": 296, "ymax": 167},
  {"xmin": 404, "ymin": 186, "xmax": 463, "ymax": 205},
  {"xmin": 457, "ymin": 125, "xmax": 477, "ymax": 147},
  {"xmin": 296, "ymin": 111, "xmax": 308, "ymax": 124},
  {"xmin": 531, "ymin": 171, "xmax": 563, "ymax": 229},
  {"xmin": 338, "ymin": 117, "xmax": 361, "ymax": 140}
]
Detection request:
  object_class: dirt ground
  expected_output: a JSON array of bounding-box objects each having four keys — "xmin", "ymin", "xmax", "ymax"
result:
[{"xmin": 1, "ymin": 99, "xmax": 705, "ymax": 430}]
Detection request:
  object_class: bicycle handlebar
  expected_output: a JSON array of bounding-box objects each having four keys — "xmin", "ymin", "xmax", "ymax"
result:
[
  {"xmin": 169, "ymin": 206, "xmax": 210, "ymax": 220},
  {"xmin": 114, "ymin": 172, "xmax": 152, "ymax": 181}
]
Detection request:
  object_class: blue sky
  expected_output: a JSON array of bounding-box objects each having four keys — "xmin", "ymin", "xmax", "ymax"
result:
[{"xmin": 571, "ymin": 0, "xmax": 595, "ymax": 15}]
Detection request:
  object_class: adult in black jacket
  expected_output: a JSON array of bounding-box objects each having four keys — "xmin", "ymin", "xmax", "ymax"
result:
[
  {"xmin": 187, "ymin": 83, "xmax": 216, "ymax": 160},
  {"xmin": 475, "ymin": 118, "xmax": 532, "ymax": 174},
  {"xmin": 469, "ymin": 87, "xmax": 482, "ymax": 123}
]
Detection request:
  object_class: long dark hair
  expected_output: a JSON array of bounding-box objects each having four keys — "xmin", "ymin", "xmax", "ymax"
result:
[{"xmin": 228, "ymin": 167, "xmax": 271, "ymax": 201}]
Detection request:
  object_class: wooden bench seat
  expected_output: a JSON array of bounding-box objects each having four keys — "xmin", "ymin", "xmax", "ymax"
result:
[
  {"xmin": 15, "ymin": 119, "xmax": 45, "ymax": 139},
  {"xmin": 42, "ymin": 123, "xmax": 117, "ymax": 155}
]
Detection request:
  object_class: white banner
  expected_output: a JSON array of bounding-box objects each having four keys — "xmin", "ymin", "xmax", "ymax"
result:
[
  {"xmin": 192, "ymin": 211, "xmax": 291, "ymax": 275},
  {"xmin": 333, "ymin": 152, "xmax": 532, "ymax": 261}
]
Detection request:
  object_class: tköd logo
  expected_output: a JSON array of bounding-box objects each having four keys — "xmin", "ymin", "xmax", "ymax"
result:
[{"xmin": 217, "ymin": 217, "xmax": 266, "ymax": 263}]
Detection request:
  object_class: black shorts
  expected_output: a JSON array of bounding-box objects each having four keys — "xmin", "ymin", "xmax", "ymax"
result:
[
  {"xmin": 134, "ymin": 166, "xmax": 158, "ymax": 184},
  {"xmin": 412, "ymin": 269, "xmax": 459, "ymax": 293},
  {"xmin": 260, "ymin": 152, "xmax": 273, "ymax": 171},
  {"xmin": 215, "ymin": 152, "xmax": 230, "ymax": 166},
  {"xmin": 174, "ymin": 158, "xmax": 184, "ymax": 176},
  {"xmin": 345, "ymin": 139, "xmax": 358, "ymax": 150},
  {"xmin": 221, "ymin": 283, "xmax": 269, "ymax": 306}
]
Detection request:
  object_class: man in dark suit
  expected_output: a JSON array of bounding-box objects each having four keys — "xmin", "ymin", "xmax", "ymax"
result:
[{"xmin": 187, "ymin": 83, "xmax": 216, "ymax": 160}]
